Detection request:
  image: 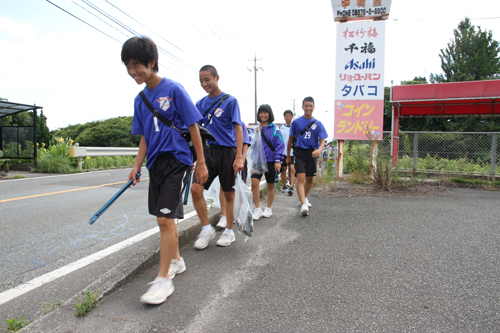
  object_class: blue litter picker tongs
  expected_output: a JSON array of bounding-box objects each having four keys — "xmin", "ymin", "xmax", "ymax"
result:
[{"xmin": 89, "ymin": 173, "xmax": 141, "ymax": 225}]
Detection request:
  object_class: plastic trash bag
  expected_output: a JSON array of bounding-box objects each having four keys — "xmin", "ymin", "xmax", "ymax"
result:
[
  {"xmin": 233, "ymin": 171, "xmax": 254, "ymax": 241},
  {"xmin": 203, "ymin": 176, "xmax": 220, "ymax": 208},
  {"xmin": 247, "ymin": 126, "xmax": 268, "ymax": 176}
]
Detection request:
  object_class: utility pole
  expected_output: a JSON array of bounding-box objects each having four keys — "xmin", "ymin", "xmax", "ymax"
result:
[
  {"xmin": 290, "ymin": 98, "xmax": 296, "ymax": 119},
  {"xmin": 248, "ymin": 54, "xmax": 263, "ymax": 124}
]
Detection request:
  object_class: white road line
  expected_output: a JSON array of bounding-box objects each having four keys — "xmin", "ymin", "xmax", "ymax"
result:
[{"xmin": 0, "ymin": 209, "xmax": 198, "ymax": 306}]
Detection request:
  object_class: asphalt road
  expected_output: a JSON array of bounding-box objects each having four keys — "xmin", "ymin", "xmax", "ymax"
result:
[
  {"xmin": 0, "ymin": 169, "xmax": 196, "ymax": 330},
  {"xmin": 22, "ymin": 184, "xmax": 500, "ymax": 333}
]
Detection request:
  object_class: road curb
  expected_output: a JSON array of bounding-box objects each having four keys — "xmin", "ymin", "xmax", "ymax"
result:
[{"xmin": 22, "ymin": 207, "xmax": 222, "ymax": 332}]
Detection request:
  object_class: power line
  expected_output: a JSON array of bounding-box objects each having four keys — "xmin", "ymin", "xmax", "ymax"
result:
[
  {"xmin": 81, "ymin": 0, "xmax": 197, "ymax": 73},
  {"xmin": 45, "ymin": 0, "xmax": 122, "ymax": 43},
  {"xmin": 71, "ymin": 0, "xmax": 128, "ymax": 38},
  {"xmin": 104, "ymin": 0, "xmax": 184, "ymax": 53}
]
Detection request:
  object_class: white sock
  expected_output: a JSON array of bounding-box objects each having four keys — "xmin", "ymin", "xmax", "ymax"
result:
[
  {"xmin": 202, "ymin": 225, "xmax": 213, "ymax": 232},
  {"xmin": 225, "ymin": 228, "xmax": 234, "ymax": 234}
]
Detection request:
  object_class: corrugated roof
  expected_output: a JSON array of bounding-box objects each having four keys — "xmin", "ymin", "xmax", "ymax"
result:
[{"xmin": 0, "ymin": 101, "xmax": 42, "ymax": 118}]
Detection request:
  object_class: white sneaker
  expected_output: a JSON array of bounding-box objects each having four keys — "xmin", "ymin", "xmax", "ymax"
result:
[
  {"xmin": 217, "ymin": 231, "xmax": 236, "ymax": 247},
  {"xmin": 305, "ymin": 197, "xmax": 312, "ymax": 207},
  {"xmin": 252, "ymin": 207, "xmax": 263, "ymax": 220},
  {"xmin": 262, "ymin": 207, "xmax": 273, "ymax": 218},
  {"xmin": 216, "ymin": 216, "xmax": 227, "ymax": 229},
  {"xmin": 140, "ymin": 277, "xmax": 174, "ymax": 304},
  {"xmin": 167, "ymin": 257, "xmax": 186, "ymax": 279},
  {"xmin": 193, "ymin": 226, "xmax": 215, "ymax": 250},
  {"xmin": 300, "ymin": 204, "xmax": 309, "ymax": 216}
]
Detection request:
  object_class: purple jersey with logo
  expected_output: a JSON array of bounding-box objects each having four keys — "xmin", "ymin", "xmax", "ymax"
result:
[
  {"xmin": 290, "ymin": 116, "xmax": 328, "ymax": 150},
  {"xmin": 131, "ymin": 78, "xmax": 202, "ymax": 168},
  {"xmin": 196, "ymin": 92, "xmax": 242, "ymax": 147}
]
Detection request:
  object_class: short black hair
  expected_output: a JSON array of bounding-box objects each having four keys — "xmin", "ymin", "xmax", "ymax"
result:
[
  {"xmin": 257, "ymin": 104, "xmax": 275, "ymax": 123},
  {"xmin": 121, "ymin": 36, "xmax": 159, "ymax": 73},
  {"xmin": 283, "ymin": 110, "xmax": 293, "ymax": 117},
  {"xmin": 200, "ymin": 65, "xmax": 218, "ymax": 77},
  {"xmin": 302, "ymin": 96, "xmax": 314, "ymax": 106}
]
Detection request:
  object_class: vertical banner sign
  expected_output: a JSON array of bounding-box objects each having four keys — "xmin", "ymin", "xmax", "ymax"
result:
[{"xmin": 334, "ymin": 20, "xmax": 385, "ymax": 140}]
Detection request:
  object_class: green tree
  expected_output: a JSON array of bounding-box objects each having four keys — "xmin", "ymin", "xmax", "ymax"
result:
[
  {"xmin": 430, "ymin": 17, "xmax": 500, "ymax": 83},
  {"xmin": 53, "ymin": 116, "xmax": 139, "ymax": 147},
  {"xmin": 37, "ymin": 110, "xmax": 52, "ymax": 147}
]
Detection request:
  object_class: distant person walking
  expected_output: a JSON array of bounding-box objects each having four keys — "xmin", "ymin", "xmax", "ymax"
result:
[
  {"xmin": 251, "ymin": 104, "xmax": 284, "ymax": 220},
  {"xmin": 279, "ymin": 110, "xmax": 296, "ymax": 195},
  {"xmin": 287, "ymin": 97, "xmax": 327, "ymax": 216}
]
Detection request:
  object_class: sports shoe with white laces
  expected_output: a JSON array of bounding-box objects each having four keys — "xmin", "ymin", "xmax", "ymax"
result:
[
  {"xmin": 300, "ymin": 204, "xmax": 309, "ymax": 216},
  {"xmin": 253, "ymin": 207, "xmax": 263, "ymax": 220},
  {"xmin": 305, "ymin": 197, "xmax": 312, "ymax": 207},
  {"xmin": 167, "ymin": 257, "xmax": 186, "ymax": 279},
  {"xmin": 216, "ymin": 215, "xmax": 227, "ymax": 229},
  {"xmin": 262, "ymin": 207, "xmax": 273, "ymax": 218},
  {"xmin": 281, "ymin": 185, "xmax": 288, "ymax": 193},
  {"xmin": 140, "ymin": 277, "xmax": 174, "ymax": 304},
  {"xmin": 193, "ymin": 226, "xmax": 215, "ymax": 249},
  {"xmin": 287, "ymin": 186, "xmax": 294, "ymax": 196},
  {"xmin": 217, "ymin": 231, "xmax": 236, "ymax": 246}
]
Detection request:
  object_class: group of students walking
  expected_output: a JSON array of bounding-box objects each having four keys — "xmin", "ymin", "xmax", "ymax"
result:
[{"xmin": 121, "ymin": 36, "xmax": 328, "ymax": 305}]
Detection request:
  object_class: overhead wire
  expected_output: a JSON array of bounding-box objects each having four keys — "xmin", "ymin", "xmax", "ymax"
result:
[
  {"xmin": 71, "ymin": 0, "xmax": 129, "ymax": 38},
  {"xmin": 45, "ymin": 0, "xmax": 122, "ymax": 43},
  {"xmin": 81, "ymin": 0, "xmax": 197, "ymax": 74},
  {"xmin": 45, "ymin": 0, "xmax": 192, "ymax": 82},
  {"xmin": 104, "ymin": 0, "xmax": 184, "ymax": 53}
]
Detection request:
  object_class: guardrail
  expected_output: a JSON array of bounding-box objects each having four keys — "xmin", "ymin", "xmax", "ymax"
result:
[{"xmin": 70, "ymin": 147, "xmax": 138, "ymax": 170}]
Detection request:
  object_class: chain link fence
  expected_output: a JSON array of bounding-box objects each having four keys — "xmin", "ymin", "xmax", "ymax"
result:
[{"xmin": 341, "ymin": 131, "xmax": 500, "ymax": 177}]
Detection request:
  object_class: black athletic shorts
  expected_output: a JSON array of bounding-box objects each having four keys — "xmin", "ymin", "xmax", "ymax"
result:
[
  {"xmin": 280, "ymin": 155, "xmax": 295, "ymax": 173},
  {"xmin": 294, "ymin": 148, "xmax": 317, "ymax": 177},
  {"xmin": 148, "ymin": 153, "xmax": 191, "ymax": 219},
  {"xmin": 193, "ymin": 145, "xmax": 237, "ymax": 192},
  {"xmin": 251, "ymin": 161, "xmax": 279, "ymax": 184}
]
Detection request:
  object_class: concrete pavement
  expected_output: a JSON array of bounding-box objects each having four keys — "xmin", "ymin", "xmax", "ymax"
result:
[{"xmin": 21, "ymin": 183, "xmax": 500, "ymax": 332}]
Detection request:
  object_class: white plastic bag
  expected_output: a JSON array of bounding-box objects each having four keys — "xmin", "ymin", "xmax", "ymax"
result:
[
  {"xmin": 203, "ymin": 176, "xmax": 220, "ymax": 208},
  {"xmin": 233, "ymin": 171, "xmax": 254, "ymax": 241},
  {"xmin": 247, "ymin": 126, "xmax": 268, "ymax": 176}
]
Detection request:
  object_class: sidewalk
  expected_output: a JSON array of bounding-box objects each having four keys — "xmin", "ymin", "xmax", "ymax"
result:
[{"xmin": 24, "ymin": 184, "xmax": 500, "ymax": 332}]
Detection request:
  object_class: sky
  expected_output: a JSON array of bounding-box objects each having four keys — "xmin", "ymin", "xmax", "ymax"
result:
[{"xmin": 1, "ymin": 0, "xmax": 499, "ymax": 141}]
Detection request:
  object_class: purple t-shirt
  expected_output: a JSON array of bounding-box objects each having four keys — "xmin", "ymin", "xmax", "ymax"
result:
[{"xmin": 131, "ymin": 78, "xmax": 202, "ymax": 168}]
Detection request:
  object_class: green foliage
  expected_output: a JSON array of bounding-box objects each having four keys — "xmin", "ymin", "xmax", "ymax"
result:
[
  {"xmin": 373, "ymin": 144, "xmax": 399, "ymax": 190},
  {"xmin": 401, "ymin": 76, "xmax": 428, "ymax": 85},
  {"xmin": 430, "ymin": 17, "xmax": 500, "ymax": 83},
  {"xmin": 5, "ymin": 317, "xmax": 32, "ymax": 332},
  {"xmin": 344, "ymin": 141, "xmax": 370, "ymax": 174},
  {"xmin": 52, "ymin": 116, "xmax": 139, "ymax": 147},
  {"xmin": 42, "ymin": 300, "xmax": 62, "ymax": 314},
  {"xmin": 34, "ymin": 137, "xmax": 76, "ymax": 173},
  {"xmin": 37, "ymin": 110, "xmax": 52, "ymax": 148},
  {"xmin": 75, "ymin": 289, "xmax": 99, "ymax": 317}
]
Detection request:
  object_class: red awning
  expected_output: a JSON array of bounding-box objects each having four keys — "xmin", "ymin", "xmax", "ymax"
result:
[{"xmin": 391, "ymin": 80, "xmax": 500, "ymax": 118}]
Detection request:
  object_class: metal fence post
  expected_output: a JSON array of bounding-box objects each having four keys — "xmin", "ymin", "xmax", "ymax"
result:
[
  {"xmin": 413, "ymin": 132, "xmax": 418, "ymax": 173},
  {"xmin": 491, "ymin": 133, "xmax": 498, "ymax": 177}
]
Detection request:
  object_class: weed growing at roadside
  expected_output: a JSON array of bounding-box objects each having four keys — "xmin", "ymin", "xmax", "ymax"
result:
[
  {"xmin": 5, "ymin": 317, "xmax": 32, "ymax": 332},
  {"xmin": 42, "ymin": 300, "xmax": 62, "ymax": 314},
  {"xmin": 75, "ymin": 289, "xmax": 99, "ymax": 317}
]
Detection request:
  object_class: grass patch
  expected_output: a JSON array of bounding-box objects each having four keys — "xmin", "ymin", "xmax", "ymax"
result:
[
  {"xmin": 75, "ymin": 289, "xmax": 99, "ymax": 317},
  {"xmin": 5, "ymin": 317, "xmax": 32, "ymax": 332},
  {"xmin": 42, "ymin": 300, "xmax": 62, "ymax": 314}
]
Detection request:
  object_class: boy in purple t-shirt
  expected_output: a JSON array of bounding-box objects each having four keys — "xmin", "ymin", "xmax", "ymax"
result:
[
  {"xmin": 287, "ymin": 97, "xmax": 327, "ymax": 216},
  {"xmin": 122, "ymin": 37, "xmax": 208, "ymax": 305}
]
